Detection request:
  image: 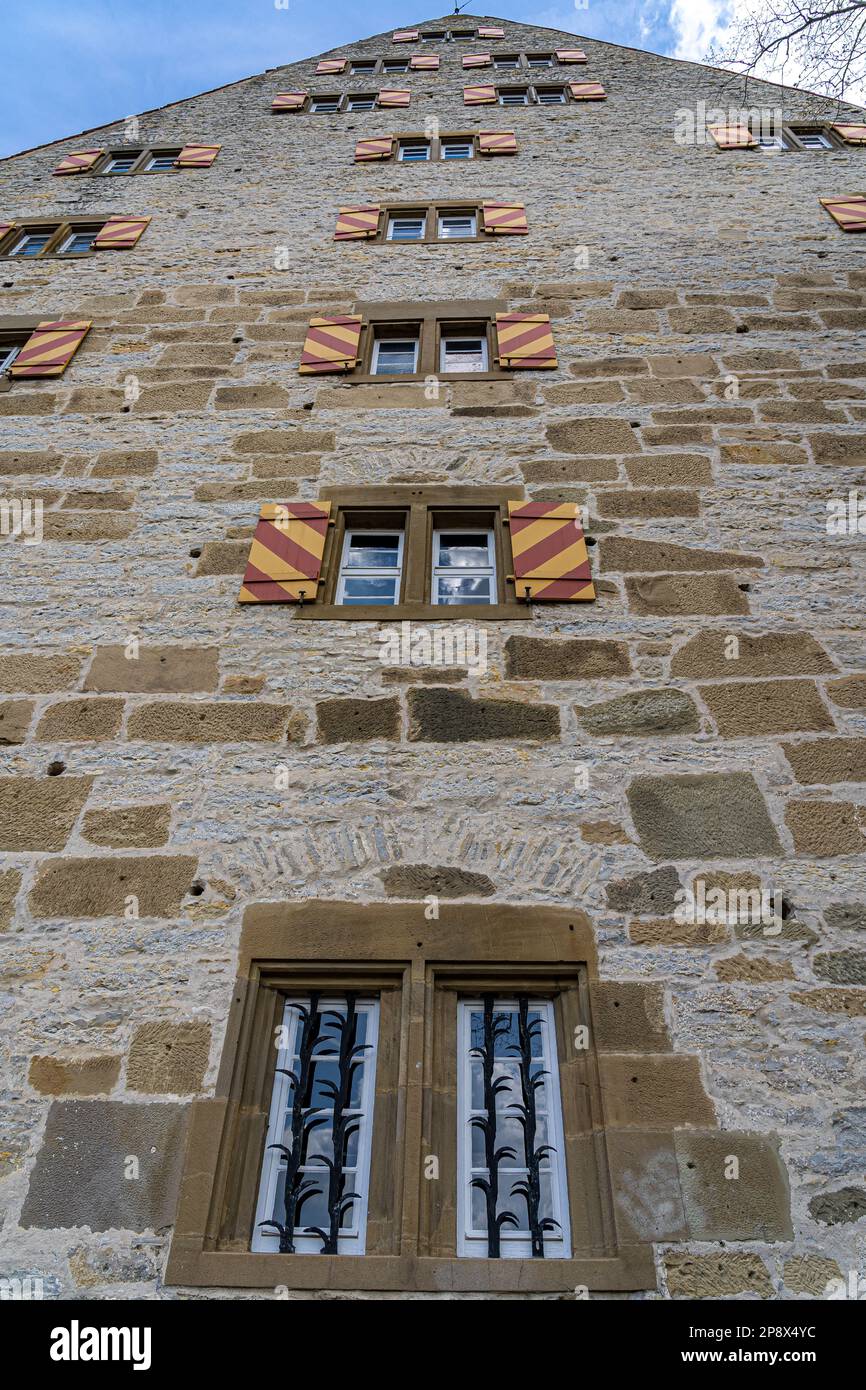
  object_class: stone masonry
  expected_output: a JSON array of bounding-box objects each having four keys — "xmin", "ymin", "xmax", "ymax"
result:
[{"xmin": 0, "ymin": 13, "xmax": 865, "ymax": 1299}]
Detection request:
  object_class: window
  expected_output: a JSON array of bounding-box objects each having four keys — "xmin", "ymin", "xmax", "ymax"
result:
[
  {"xmin": 144, "ymin": 152, "xmax": 179, "ymax": 171},
  {"xmin": 336, "ymin": 530, "xmax": 404, "ymax": 604},
  {"xmin": 536, "ymin": 87, "xmax": 567, "ymax": 104},
  {"xmin": 383, "ymin": 60, "xmax": 408, "ymax": 72},
  {"xmin": 0, "ymin": 344, "xmax": 21, "ymax": 376},
  {"xmin": 387, "ymin": 214, "xmax": 426, "ymax": 241},
  {"xmin": 798, "ymin": 131, "xmax": 832, "ymax": 150},
  {"xmin": 432, "ymin": 528, "xmax": 495, "ymax": 604},
  {"xmin": 421, "ymin": 30, "xmax": 446, "ymax": 41},
  {"xmin": 9, "ymin": 233, "xmax": 51, "ymax": 258},
  {"xmin": 437, "ymin": 212, "xmax": 477, "ymax": 239},
  {"xmin": 57, "ymin": 228, "xmax": 98, "ymax": 255},
  {"xmin": 441, "ymin": 138, "xmax": 473, "ymax": 159},
  {"xmin": 527, "ymin": 53, "xmax": 553, "ymax": 66},
  {"xmin": 252, "ymin": 996, "xmax": 380, "ymax": 1255},
  {"xmin": 371, "ymin": 334, "xmax": 420, "ymax": 375},
  {"xmin": 500, "ymin": 89, "xmax": 529, "ymax": 105},
  {"xmin": 398, "ymin": 140, "xmax": 430, "ymax": 161},
  {"xmin": 347, "ymin": 95, "xmax": 376, "ymax": 111},
  {"xmin": 494, "ymin": 55, "xmax": 520, "ymax": 68},
  {"xmin": 755, "ymin": 134, "xmax": 786, "ymax": 150},
  {"xmin": 351, "ymin": 60, "xmax": 377, "ymax": 74},
  {"xmin": 103, "ymin": 153, "xmax": 140, "ymax": 174},
  {"xmin": 451, "ymin": 30, "xmax": 476, "ymax": 41},
  {"xmin": 311, "ymin": 96, "xmax": 340, "ymax": 112},
  {"xmin": 439, "ymin": 332, "xmax": 488, "ymax": 371}
]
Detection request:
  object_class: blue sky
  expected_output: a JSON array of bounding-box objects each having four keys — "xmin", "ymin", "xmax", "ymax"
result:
[{"xmin": 1, "ymin": 1, "xmax": 723, "ymax": 160}]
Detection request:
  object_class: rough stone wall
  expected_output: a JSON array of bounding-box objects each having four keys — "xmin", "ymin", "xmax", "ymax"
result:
[{"xmin": 0, "ymin": 12, "xmax": 864, "ymax": 1300}]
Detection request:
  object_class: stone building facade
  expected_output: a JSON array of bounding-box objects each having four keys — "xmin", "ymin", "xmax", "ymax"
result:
[{"xmin": 0, "ymin": 13, "xmax": 865, "ymax": 1300}]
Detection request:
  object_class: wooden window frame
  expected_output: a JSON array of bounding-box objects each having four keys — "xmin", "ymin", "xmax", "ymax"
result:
[
  {"xmin": 346, "ymin": 298, "xmax": 507, "ymax": 384},
  {"xmin": 294, "ymin": 483, "xmax": 537, "ymax": 621},
  {"xmin": 372, "ymin": 202, "xmax": 492, "ymax": 245},
  {"xmin": 165, "ymin": 900, "xmax": 655, "ymax": 1294}
]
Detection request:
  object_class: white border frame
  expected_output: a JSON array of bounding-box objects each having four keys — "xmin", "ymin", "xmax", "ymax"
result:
[{"xmin": 336, "ymin": 527, "xmax": 405, "ymax": 605}]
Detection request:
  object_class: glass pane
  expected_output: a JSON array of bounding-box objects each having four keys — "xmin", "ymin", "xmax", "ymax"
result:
[
  {"xmin": 439, "ymin": 217, "xmax": 474, "ymax": 239},
  {"xmin": 346, "ymin": 534, "xmax": 401, "ymax": 568},
  {"xmin": 374, "ymin": 340, "xmax": 417, "ymax": 373},
  {"xmin": 389, "ymin": 219, "xmax": 424, "ymax": 240},
  {"xmin": 436, "ymin": 576, "xmax": 493, "ymax": 604},
  {"xmin": 442, "ymin": 341, "xmax": 485, "ymax": 371},
  {"xmin": 442, "ymin": 143, "xmax": 472, "ymax": 158},
  {"xmin": 12, "ymin": 236, "xmax": 50, "ymax": 257},
  {"xmin": 437, "ymin": 532, "xmax": 490, "ymax": 567},
  {"xmin": 538, "ymin": 91, "xmax": 565, "ymax": 103},
  {"xmin": 399, "ymin": 144, "xmax": 429, "ymax": 161},
  {"xmin": 501, "ymin": 94, "xmax": 528, "ymax": 105},
  {"xmin": 341, "ymin": 576, "xmax": 398, "ymax": 604}
]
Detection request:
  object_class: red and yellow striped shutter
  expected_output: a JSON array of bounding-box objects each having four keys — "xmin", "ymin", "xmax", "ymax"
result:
[
  {"xmin": 832, "ymin": 124, "xmax": 866, "ymax": 144},
  {"xmin": 464, "ymin": 85, "xmax": 497, "ymax": 105},
  {"xmin": 239, "ymin": 502, "xmax": 332, "ymax": 605},
  {"xmin": 0, "ymin": 221, "xmax": 17, "ymax": 246},
  {"xmin": 707, "ymin": 124, "xmax": 756, "ymax": 148},
  {"xmin": 9, "ymin": 320, "xmax": 92, "ymax": 378},
  {"xmin": 272, "ymin": 91, "xmax": 307, "ymax": 112},
  {"xmin": 354, "ymin": 137, "xmax": 394, "ymax": 161},
  {"xmin": 462, "ymin": 53, "xmax": 492, "ymax": 67},
  {"xmin": 316, "ymin": 58, "xmax": 347, "ymax": 73},
  {"xmin": 820, "ymin": 196, "xmax": 866, "ymax": 231},
  {"xmin": 478, "ymin": 130, "xmax": 518, "ymax": 155},
  {"xmin": 175, "ymin": 144, "xmax": 221, "ymax": 167},
  {"xmin": 507, "ymin": 501, "xmax": 595, "ymax": 602},
  {"xmin": 94, "ymin": 216, "xmax": 151, "ymax": 249},
  {"xmin": 378, "ymin": 89, "xmax": 410, "ymax": 107},
  {"xmin": 392, "ymin": 30, "xmax": 418, "ymax": 42},
  {"xmin": 299, "ymin": 315, "xmax": 363, "ymax": 374},
  {"xmin": 556, "ymin": 49, "xmax": 587, "ymax": 62},
  {"xmin": 409, "ymin": 53, "xmax": 439, "ymax": 69},
  {"xmin": 335, "ymin": 205, "xmax": 380, "ymax": 240},
  {"xmin": 495, "ymin": 313, "xmax": 556, "ymax": 370},
  {"xmin": 477, "ymin": 26, "xmax": 504, "ymax": 38},
  {"xmin": 569, "ymin": 82, "xmax": 606, "ymax": 100},
  {"xmin": 53, "ymin": 149, "xmax": 103, "ymax": 175},
  {"xmin": 482, "ymin": 201, "xmax": 528, "ymax": 235}
]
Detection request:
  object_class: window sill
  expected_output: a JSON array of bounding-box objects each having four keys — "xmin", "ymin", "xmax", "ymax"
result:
[
  {"xmin": 275, "ymin": 602, "xmax": 534, "ymax": 621},
  {"xmin": 349, "ymin": 370, "xmax": 507, "ymax": 384}
]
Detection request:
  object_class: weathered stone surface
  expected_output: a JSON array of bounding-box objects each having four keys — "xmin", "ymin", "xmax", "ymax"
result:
[
  {"xmin": 785, "ymin": 800, "xmax": 865, "ymax": 856},
  {"xmin": 675, "ymin": 1130, "xmax": 792, "ymax": 1241},
  {"xmin": 827, "ymin": 675, "xmax": 866, "ymax": 709},
  {"xmin": 0, "ymin": 870, "xmax": 22, "ymax": 929},
  {"xmin": 823, "ymin": 904, "xmax": 866, "ymax": 932},
  {"xmin": 813, "ymin": 950, "xmax": 866, "ymax": 985},
  {"xmin": 579, "ymin": 819, "xmax": 632, "ymax": 845},
  {"xmin": 782, "ymin": 738, "xmax": 866, "ymax": 784},
  {"xmin": 630, "ymin": 918, "xmax": 729, "ymax": 946},
  {"xmin": 0, "ymin": 652, "xmax": 82, "ymax": 693},
  {"xmin": 700, "ymin": 679, "xmax": 835, "ymax": 737},
  {"xmin": 81, "ymin": 804, "xmax": 172, "ymax": 849},
  {"xmin": 546, "ymin": 417, "xmax": 638, "ymax": 454},
  {"xmin": 603, "ymin": 537, "xmax": 762, "ymax": 572},
  {"xmin": 0, "ymin": 776, "xmax": 92, "ymax": 852},
  {"xmin": 29, "ymin": 855, "xmax": 198, "ymax": 919},
  {"xmin": 626, "ymin": 574, "xmax": 750, "ymax": 616},
  {"xmin": 714, "ymin": 954, "xmax": 794, "ymax": 983},
  {"xmin": 380, "ymin": 865, "xmax": 495, "ymax": 899},
  {"xmin": 316, "ymin": 697, "xmax": 400, "ymax": 743},
  {"xmin": 598, "ymin": 1054, "xmax": 715, "ymax": 1127},
  {"xmin": 407, "ymin": 688, "xmax": 559, "ymax": 742},
  {"xmin": 808, "ymin": 1186, "xmax": 866, "ymax": 1225},
  {"xmin": 790, "ymin": 988, "xmax": 866, "ymax": 1015},
  {"xmin": 126, "ymin": 1022, "xmax": 211, "ymax": 1095},
  {"xmin": 664, "ymin": 1253, "xmax": 773, "ymax": 1298},
  {"xmin": 0, "ymin": 699, "xmax": 34, "ymax": 744},
  {"xmin": 628, "ymin": 773, "xmax": 781, "ymax": 860},
  {"xmin": 504, "ymin": 635, "xmax": 631, "ymax": 680},
  {"xmin": 784, "ymin": 1255, "xmax": 843, "ymax": 1297},
  {"xmin": 607, "ymin": 866, "xmax": 683, "ymax": 916},
  {"xmin": 589, "ymin": 982, "xmax": 671, "ymax": 1052},
  {"xmin": 606, "ymin": 1130, "xmax": 687, "ymax": 1241},
  {"xmin": 85, "ymin": 646, "xmax": 219, "ymax": 694},
  {"xmin": 672, "ymin": 631, "xmax": 836, "ymax": 679},
  {"xmin": 20, "ymin": 1101, "xmax": 189, "ymax": 1232},
  {"xmin": 91, "ymin": 449, "xmax": 158, "ymax": 477},
  {"xmin": 623, "ymin": 454, "xmax": 713, "ymax": 486},
  {"xmin": 577, "ymin": 688, "xmax": 699, "ymax": 736},
  {"xmin": 34, "ymin": 698, "xmax": 125, "ymax": 742},
  {"xmin": 29, "ymin": 1053, "xmax": 121, "ymax": 1096},
  {"xmin": 127, "ymin": 701, "xmax": 290, "ymax": 743}
]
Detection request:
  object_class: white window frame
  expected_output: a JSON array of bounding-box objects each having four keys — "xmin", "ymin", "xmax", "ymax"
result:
[
  {"xmin": 311, "ymin": 97, "xmax": 341, "ymax": 113},
  {"xmin": 536, "ymin": 88, "xmax": 567, "ymax": 104},
  {"xmin": 0, "ymin": 344, "xmax": 21, "ymax": 376},
  {"xmin": 437, "ymin": 211, "xmax": 477, "ymax": 240},
  {"xmin": 441, "ymin": 139, "xmax": 474, "ymax": 160},
  {"xmin": 144, "ymin": 153, "xmax": 179, "ymax": 171},
  {"xmin": 350, "ymin": 61, "xmax": 377, "ymax": 74},
  {"xmin": 755, "ymin": 134, "xmax": 786, "ymax": 150},
  {"xmin": 347, "ymin": 95, "xmax": 376, "ymax": 111},
  {"xmin": 431, "ymin": 525, "xmax": 496, "ymax": 604},
  {"xmin": 371, "ymin": 334, "xmax": 420, "ymax": 376},
  {"xmin": 104, "ymin": 154, "xmax": 139, "ymax": 174},
  {"xmin": 383, "ymin": 60, "xmax": 409, "ymax": 73},
  {"xmin": 493, "ymin": 56, "xmax": 520, "ymax": 69},
  {"xmin": 386, "ymin": 214, "xmax": 426, "ymax": 241},
  {"xmin": 500, "ymin": 90, "xmax": 529, "ymax": 106},
  {"xmin": 252, "ymin": 997, "xmax": 380, "ymax": 1256},
  {"xmin": 798, "ymin": 131, "xmax": 832, "ymax": 149},
  {"xmin": 9, "ymin": 232, "xmax": 52, "ymax": 258},
  {"xmin": 526, "ymin": 54, "xmax": 553, "ymax": 66},
  {"xmin": 57, "ymin": 229, "xmax": 97, "ymax": 255},
  {"xmin": 398, "ymin": 140, "xmax": 431, "ymax": 162},
  {"xmin": 421, "ymin": 30, "xmax": 446, "ymax": 41},
  {"xmin": 457, "ymin": 997, "xmax": 571, "ymax": 1259},
  {"xmin": 439, "ymin": 333, "xmax": 488, "ymax": 374},
  {"xmin": 336, "ymin": 528, "xmax": 406, "ymax": 604}
]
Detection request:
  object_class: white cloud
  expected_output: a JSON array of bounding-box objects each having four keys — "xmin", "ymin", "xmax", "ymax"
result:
[{"xmin": 668, "ymin": 0, "xmax": 734, "ymax": 62}]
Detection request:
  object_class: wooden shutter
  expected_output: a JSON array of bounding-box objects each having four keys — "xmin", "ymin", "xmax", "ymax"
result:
[
  {"xmin": 507, "ymin": 502, "xmax": 595, "ymax": 602},
  {"xmin": 299, "ymin": 316, "xmax": 363, "ymax": 374},
  {"xmin": 93, "ymin": 216, "xmax": 151, "ymax": 250},
  {"xmin": 378, "ymin": 89, "xmax": 410, "ymax": 107},
  {"xmin": 482, "ymin": 202, "xmax": 528, "ymax": 235},
  {"xmin": 175, "ymin": 144, "xmax": 221, "ymax": 167},
  {"xmin": 464, "ymin": 85, "xmax": 497, "ymax": 105},
  {"xmin": 409, "ymin": 54, "xmax": 439, "ymax": 69},
  {"xmin": 820, "ymin": 196, "xmax": 866, "ymax": 231},
  {"xmin": 568, "ymin": 82, "xmax": 606, "ymax": 100},
  {"xmin": 316, "ymin": 58, "xmax": 347, "ymax": 73},
  {"xmin": 355, "ymin": 137, "xmax": 394, "ymax": 162},
  {"xmin": 462, "ymin": 53, "xmax": 492, "ymax": 68},
  {"xmin": 477, "ymin": 26, "xmax": 504, "ymax": 38},
  {"xmin": 478, "ymin": 130, "xmax": 517, "ymax": 155},
  {"xmin": 832, "ymin": 124, "xmax": 866, "ymax": 144},
  {"xmin": 53, "ymin": 149, "xmax": 103, "ymax": 176},
  {"xmin": 556, "ymin": 49, "xmax": 587, "ymax": 62},
  {"xmin": 707, "ymin": 124, "xmax": 756, "ymax": 148},
  {"xmin": 392, "ymin": 30, "xmax": 419, "ymax": 42},
  {"xmin": 335, "ymin": 206, "xmax": 380, "ymax": 240},
  {"xmin": 0, "ymin": 221, "xmax": 17, "ymax": 246},
  {"xmin": 272, "ymin": 91, "xmax": 307, "ymax": 112},
  {"xmin": 9, "ymin": 320, "xmax": 92, "ymax": 378},
  {"xmin": 495, "ymin": 313, "xmax": 556, "ymax": 370},
  {"xmin": 239, "ymin": 502, "xmax": 331, "ymax": 605}
]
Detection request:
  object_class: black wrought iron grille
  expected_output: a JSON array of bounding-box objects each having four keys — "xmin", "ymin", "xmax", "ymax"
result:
[
  {"xmin": 259, "ymin": 993, "xmax": 373, "ymax": 1254},
  {"xmin": 468, "ymin": 995, "xmax": 561, "ymax": 1258}
]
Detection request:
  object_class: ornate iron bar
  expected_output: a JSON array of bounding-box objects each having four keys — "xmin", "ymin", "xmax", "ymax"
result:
[
  {"xmin": 307, "ymin": 993, "xmax": 371, "ymax": 1254},
  {"xmin": 507, "ymin": 996, "xmax": 558, "ymax": 1258},
  {"xmin": 259, "ymin": 992, "xmax": 327, "ymax": 1253},
  {"xmin": 469, "ymin": 996, "xmax": 519, "ymax": 1258}
]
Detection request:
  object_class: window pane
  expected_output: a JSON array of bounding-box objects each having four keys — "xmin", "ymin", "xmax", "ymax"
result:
[
  {"xmin": 11, "ymin": 235, "xmax": 51, "ymax": 257},
  {"xmin": 537, "ymin": 90, "xmax": 565, "ymax": 103},
  {"xmin": 388, "ymin": 217, "xmax": 425, "ymax": 240},
  {"xmin": 441, "ymin": 338, "xmax": 487, "ymax": 372},
  {"xmin": 500, "ymin": 92, "xmax": 528, "ymax": 105},
  {"xmin": 436, "ymin": 576, "xmax": 493, "ymax": 604},
  {"xmin": 373, "ymin": 339, "xmax": 419, "ymax": 374},
  {"xmin": 345, "ymin": 534, "xmax": 401, "ymax": 568},
  {"xmin": 399, "ymin": 142, "xmax": 430, "ymax": 161},
  {"xmin": 437, "ymin": 533, "xmax": 491, "ymax": 567},
  {"xmin": 341, "ymin": 576, "xmax": 399, "ymax": 604},
  {"xmin": 442, "ymin": 141, "xmax": 473, "ymax": 159},
  {"xmin": 106, "ymin": 157, "xmax": 137, "ymax": 172},
  {"xmin": 348, "ymin": 99, "xmax": 375, "ymax": 110},
  {"xmin": 0, "ymin": 346, "xmax": 21, "ymax": 374},
  {"xmin": 147, "ymin": 155, "xmax": 177, "ymax": 170},
  {"xmin": 59, "ymin": 232, "xmax": 96, "ymax": 254},
  {"xmin": 438, "ymin": 215, "xmax": 476, "ymax": 239}
]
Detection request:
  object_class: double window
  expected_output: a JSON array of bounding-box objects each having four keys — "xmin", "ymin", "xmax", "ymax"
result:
[
  {"xmin": 747, "ymin": 123, "xmax": 849, "ymax": 151},
  {"xmin": 93, "ymin": 147, "xmax": 186, "ymax": 175},
  {"xmin": 336, "ymin": 530, "xmax": 405, "ymax": 605},
  {"xmin": 498, "ymin": 85, "xmax": 567, "ymax": 105},
  {"xmin": 1, "ymin": 220, "xmax": 106, "ymax": 259},
  {"xmin": 335, "ymin": 522, "xmax": 496, "ymax": 608},
  {"xmin": 379, "ymin": 133, "xmax": 511, "ymax": 162},
  {"xmin": 383, "ymin": 206, "xmax": 480, "ymax": 242}
]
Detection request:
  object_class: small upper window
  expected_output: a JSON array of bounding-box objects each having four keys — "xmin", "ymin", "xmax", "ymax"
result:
[
  {"xmin": 398, "ymin": 140, "xmax": 431, "ymax": 162},
  {"xmin": 798, "ymin": 131, "xmax": 832, "ymax": 149},
  {"xmin": 383, "ymin": 60, "xmax": 408, "ymax": 73},
  {"xmin": 527, "ymin": 53, "xmax": 553, "ymax": 66},
  {"xmin": 0, "ymin": 344, "xmax": 22, "ymax": 376},
  {"xmin": 351, "ymin": 60, "xmax": 377, "ymax": 74},
  {"xmin": 755, "ymin": 134, "xmax": 786, "ymax": 150},
  {"xmin": 493, "ymin": 55, "xmax": 520, "ymax": 68},
  {"xmin": 500, "ymin": 90, "xmax": 529, "ymax": 106},
  {"xmin": 451, "ymin": 30, "xmax": 476, "ymax": 41},
  {"xmin": 421, "ymin": 30, "xmax": 446, "ymax": 41},
  {"xmin": 145, "ymin": 153, "xmax": 179, "ymax": 171},
  {"xmin": 103, "ymin": 153, "xmax": 139, "ymax": 174},
  {"xmin": 441, "ymin": 138, "xmax": 474, "ymax": 160},
  {"xmin": 432, "ymin": 529, "xmax": 495, "ymax": 604},
  {"xmin": 9, "ymin": 233, "xmax": 52, "ymax": 258},
  {"xmin": 440, "ymin": 333, "xmax": 488, "ymax": 373},
  {"xmin": 438, "ymin": 212, "xmax": 477, "ymax": 240},
  {"xmin": 372, "ymin": 334, "xmax": 420, "ymax": 376},
  {"xmin": 311, "ymin": 96, "xmax": 341, "ymax": 112},
  {"xmin": 387, "ymin": 214, "xmax": 426, "ymax": 242},
  {"xmin": 57, "ymin": 229, "xmax": 97, "ymax": 255},
  {"xmin": 337, "ymin": 532, "xmax": 405, "ymax": 604},
  {"xmin": 347, "ymin": 95, "xmax": 376, "ymax": 111},
  {"xmin": 536, "ymin": 88, "xmax": 566, "ymax": 104}
]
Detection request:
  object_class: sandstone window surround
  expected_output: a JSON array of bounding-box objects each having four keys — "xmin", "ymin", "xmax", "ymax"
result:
[
  {"xmin": 464, "ymin": 50, "xmax": 588, "ymax": 70},
  {"xmin": 164, "ymin": 900, "xmax": 655, "ymax": 1294},
  {"xmin": 273, "ymin": 89, "xmax": 410, "ymax": 114},
  {"xmin": 354, "ymin": 131, "xmax": 518, "ymax": 161},
  {"xmin": 335, "ymin": 201, "xmax": 528, "ymax": 244},
  {"xmin": 464, "ymin": 82, "xmax": 605, "ymax": 106},
  {"xmin": 0, "ymin": 216, "xmax": 150, "ymax": 260},
  {"xmin": 52, "ymin": 145, "xmax": 220, "ymax": 176},
  {"xmin": 713, "ymin": 122, "xmax": 857, "ymax": 152},
  {"xmin": 0, "ymin": 315, "xmax": 92, "ymax": 391},
  {"xmin": 236, "ymin": 487, "xmax": 596, "ymax": 617}
]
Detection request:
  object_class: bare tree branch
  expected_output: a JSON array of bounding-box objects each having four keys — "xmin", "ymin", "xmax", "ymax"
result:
[{"xmin": 709, "ymin": 0, "xmax": 866, "ymax": 106}]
